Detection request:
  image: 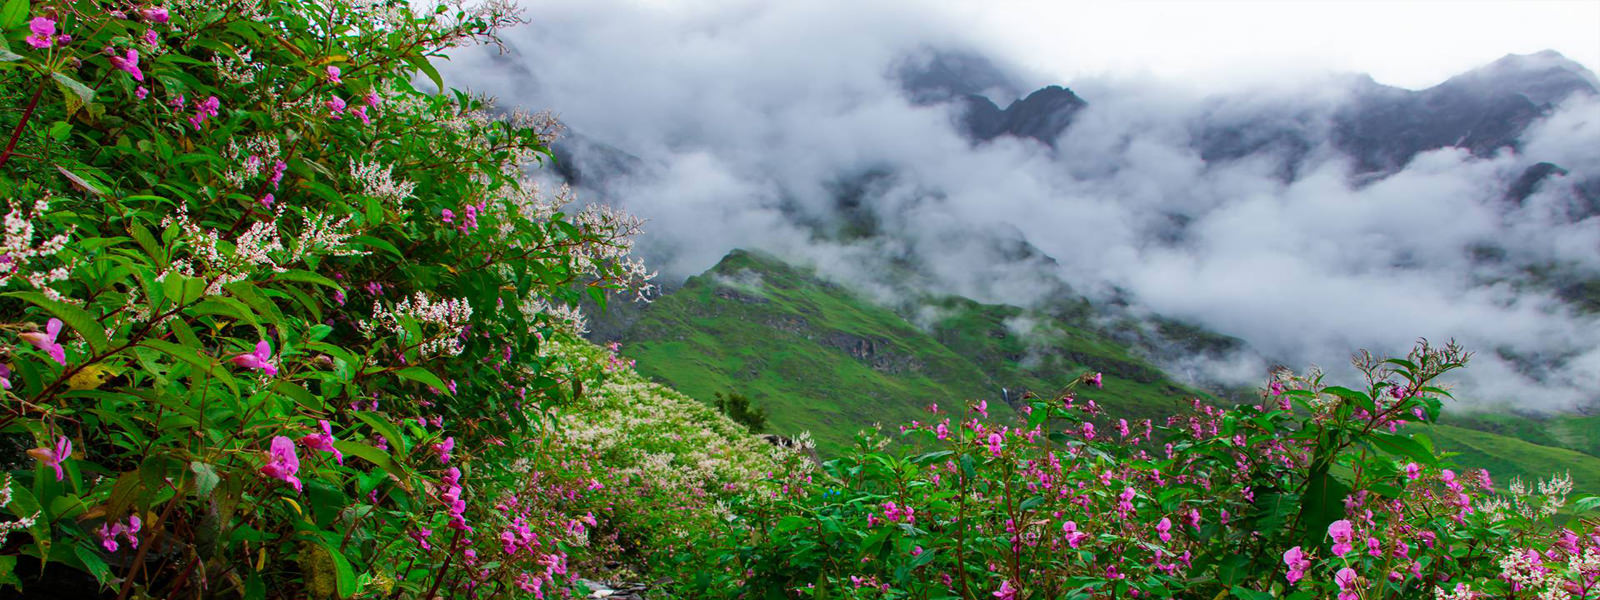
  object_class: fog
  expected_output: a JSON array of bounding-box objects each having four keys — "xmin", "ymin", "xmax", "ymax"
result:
[{"xmin": 449, "ymin": 0, "xmax": 1600, "ymax": 410}]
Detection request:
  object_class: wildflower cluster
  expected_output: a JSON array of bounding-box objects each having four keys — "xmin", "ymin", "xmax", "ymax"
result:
[
  {"xmin": 0, "ymin": 1, "xmax": 684, "ymax": 597},
  {"xmin": 705, "ymin": 341, "xmax": 1600, "ymax": 599}
]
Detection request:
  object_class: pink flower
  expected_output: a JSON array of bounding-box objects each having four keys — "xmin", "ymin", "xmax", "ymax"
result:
[
  {"xmin": 1334, "ymin": 567, "xmax": 1358, "ymax": 600},
  {"xmin": 269, "ymin": 159, "xmax": 288, "ymax": 188},
  {"xmin": 366, "ymin": 90, "xmax": 381, "ymax": 107},
  {"xmin": 20, "ymin": 318, "xmax": 66, "ymax": 365},
  {"xmin": 27, "ymin": 435, "xmax": 72, "ymax": 481},
  {"xmin": 325, "ymin": 96, "xmax": 346, "ymax": 119},
  {"xmin": 138, "ymin": 7, "xmax": 170, "ymax": 23},
  {"xmin": 442, "ymin": 209, "xmax": 455, "ymax": 223},
  {"xmin": 433, "ymin": 436, "xmax": 454, "ymax": 464},
  {"xmin": 986, "ymin": 432, "xmax": 1003, "ymax": 457},
  {"xmin": 993, "ymin": 580, "xmax": 1017, "ymax": 600},
  {"xmin": 0, "ymin": 363, "xmax": 12, "ymax": 390},
  {"xmin": 325, "ymin": 65, "xmax": 342, "ymax": 83},
  {"xmin": 188, "ymin": 96, "xmax": 220, "ymax": 130},
  {"xmin": 259, "ymin": 193, "xmax": 274, "ymax": 208},
  {"xmin": 1155, "ymin": 517, "xmax": 1172, "ymax": 543},
  {"xmin": 26, "ymin": 17, "xmax": 58, "ymax": 49},
  {"xmin": 349, "ymin": 105, "xmax": 370, "ymax": 125},
  {"xmin": 1404, "ymin": 462, "xmax": 1421, "ymax": 480},
  {"xmin": 108, "ymin": 49, "xmax": 144, "ymax": 81},
  {"xmin": 1283, "ymin": 546, "xmax": 1310, "ymax": 584},
  {"xmin": 259, "ymin": 435, "xmax": 302, "ymax": 492},
  {"xmin": 1328, "ymin": 519, "xmax": 1354, "ymax": 556},
  {"xmin": 230, "ymin": 340, "xmax": 279, "ymax": 376},
  {"xmin": 135, "ymin": 86, "xmax": 149, "ymax": 100},
  {"xmin": 1085, "ymin": 372, "xmax": 1103, "ymax": 388},
  {"xmin": 1062, "ymin": 520, "xmax": 1088, "ymax": 548},
  {"xmin": 142, "ymin": 29, "xmax": 158, "ymax": 47},
  {"xmin": 299, "ymin": 420, "xmax": 343, "ymax": 465}
]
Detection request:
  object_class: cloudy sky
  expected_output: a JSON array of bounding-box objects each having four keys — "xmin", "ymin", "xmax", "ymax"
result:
[
  {"xmin": 450, "ymin": 0, "xmax": 1600, "ymax": 410},
  {"xmin": 954, "ymin": 0, "xmax": 1600, "ymax": 89}
]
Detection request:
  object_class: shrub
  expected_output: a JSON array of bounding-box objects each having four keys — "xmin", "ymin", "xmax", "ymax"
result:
[
  {"xmin": 0, "ymin": 1, "xmax": 673, "ymax": 598},
  {"xmin": 710, "ymin": 341, "xmax": 1600, "ymax": 599}
]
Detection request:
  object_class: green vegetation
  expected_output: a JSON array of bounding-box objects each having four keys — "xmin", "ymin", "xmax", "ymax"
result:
[
  {"xmin": 610, "ymin": 249, "xmax": 1600, "ymax": 492},
  {"xmin": 617, "ymin": 250, "xmax": 1005, "ymax": 453}
]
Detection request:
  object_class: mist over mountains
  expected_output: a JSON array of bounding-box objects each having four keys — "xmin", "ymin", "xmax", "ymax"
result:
[{"xmin": 449, "ymin": 0, "xmax": 1600, "ymax": 411}]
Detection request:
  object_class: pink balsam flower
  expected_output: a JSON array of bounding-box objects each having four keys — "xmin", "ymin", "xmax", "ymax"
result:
[
  {"xmin": 299, "ymin": 420, "xmax": 343, "ymax": 465},
  {"xmin": 27, "ymin": 435, "xmax": 72, "ymax": 481},
  {"xmin": 230, "ymin": 340, "xmax": 279, "ymax": 376},
  {"xmin": 20, "ymin": 318, "xmax": 66, "ymax": 365},
  {"xmin": 108, "ymin": 49, "xmax": 144, "ymax": 81},
  {"xmin": 259, "ymin": 435, "xmax": 302, "ymax": 492},
  {"xmin": 1283, "ymin": 546, "xmax": 1311, "ymax": 584},
  {"xmin": 26, "ymin": 17, "xmax": 57, "ymax": 49},
  {"xmin": 1328, "ymin": 519, "xmax": 1354, "ymax": 556},
  {"xmin": 139, "ymin": 7, "xmax": 169, "ymax": 23}
]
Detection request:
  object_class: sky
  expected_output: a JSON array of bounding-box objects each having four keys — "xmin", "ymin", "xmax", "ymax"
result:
[
  {"xmin": 450, "ymin": 0, "xmax": 1600, "ymax": 411},
  {"xmin": 944, "ymin": 0, "xmax": 1600, "ymax": 90}
]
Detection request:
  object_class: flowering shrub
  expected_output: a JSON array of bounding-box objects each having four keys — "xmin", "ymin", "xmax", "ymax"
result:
[
  {"xmin": 0, "ymin": 1, "xmax": 704, "ymax": 598},
  {"xmin": 719, "ymin": 341, "xmax": 1600, "ymax": 599}
]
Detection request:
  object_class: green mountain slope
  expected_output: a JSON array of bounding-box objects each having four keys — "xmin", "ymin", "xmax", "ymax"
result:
[
  {"xmin": 601, "ymin": 249, "xmax": 1600, "ymax": 489},
  {"xmin": 613, "ymin": 250, "xmax": 1006, "ymax": 453}
]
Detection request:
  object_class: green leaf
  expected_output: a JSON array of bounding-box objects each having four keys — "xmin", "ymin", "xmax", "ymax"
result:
[
  {"xmin": 0, "ymin": 0, "xmax": 27, "ymax": 29},
  {"xmin": 0, "ymin": 47, "xmax": 20, "ymax": 62},
  {"xmin": 74, "ymin": 543, "xmax": 112, "ymax": 584},
  {"xmin": 411, "ymin": 55, "xmax": 444, "ymax": 91},
  {"xmin": 270, "ymin": 269, "xmax": 342, "ymax": 289},
  {"xmin": 395, "ymin": 366, "xmax": 449, "ymax": 392},
  {"xmin": 190, "ymin": 461, "xmax": 220, "ymax": 498},
  {"xmin": 141, "ymin": 339, "xmax": 240, "ymax": 397},
  {"xmin": 51, "ymin": 72, "xmax": 95, "ymax": 115},
  {"xmin": 5, "ymin": 291, "xmax": 110, "ymax": 354},
  {"xmin": 1231, "ymin": 585, "xmax": 1274, "ymax": 600},
  {"xmin": 301, "ymin": 533, "xmax": 358, "ymax": 599},
  {"xmin": 333, "ymin": 440, "xmax": 410, "ymax": 485},
  {"xmin": 1368, "ymin": 432, "xmax": 1436, "ymax": 465},
  {"xmin": 351, "ymin": 235, "xmax": 403, "ymax": 259},
  {"xmin": 1575, "ymin": 494, "xmax": 1600, "ymax": 514}
]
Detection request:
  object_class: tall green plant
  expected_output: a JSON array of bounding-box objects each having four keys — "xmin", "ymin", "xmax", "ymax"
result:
[{"xmin": 0, "ymin": 1, "xmax": 656, "ymax": 597}]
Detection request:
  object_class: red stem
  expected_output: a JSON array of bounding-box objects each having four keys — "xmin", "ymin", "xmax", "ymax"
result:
[{"xmin": 0, "ymin": 77, "xmax": 49, "ymax": 169}]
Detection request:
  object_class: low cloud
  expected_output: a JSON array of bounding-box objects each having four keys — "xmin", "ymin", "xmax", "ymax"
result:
[{"xmin": 448, "ymin": 0, "xmax": 1600, "ymax": 411}]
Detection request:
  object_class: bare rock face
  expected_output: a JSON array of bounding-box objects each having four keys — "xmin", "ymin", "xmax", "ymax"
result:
[
  {"xmin": 1332, "ymin": 51, "xmax": 1598, "ymax": 176},
  {"xmin": 960, "ymin": 86, "xmax": 1088, "ymax": 146}
]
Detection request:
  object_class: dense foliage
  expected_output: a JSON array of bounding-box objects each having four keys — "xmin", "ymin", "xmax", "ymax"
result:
[
  {"xmin": 0, "ymin": 1, "xmax": 790, "ymax": 598},
  {"xmin": 702, "ymin": 342, "xmax": 1600, "ymax": 600}
]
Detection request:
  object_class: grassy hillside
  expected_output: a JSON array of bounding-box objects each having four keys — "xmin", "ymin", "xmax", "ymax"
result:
[
  {"xmin": 1425, "ymin": 423, "xmax": 1600, "ymax": 492},
  {"xmin": 1442, "ymin": 411, "xmax": 1600, "ymax": 459},
  {"xmin": 614, "ymin": 250, "xmax": 1007, "ymax": 453},
  {"xmin": 601, "ymin": 249, "xmax": 1600, "ymax": 489},
  {"xmin": 918, "ymin": 296, "xmax": 1202, "ymax": 423}
]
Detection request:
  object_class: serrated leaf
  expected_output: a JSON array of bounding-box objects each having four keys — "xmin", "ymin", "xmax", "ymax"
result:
[
  {"xmin": 51, "ymin": 72, "xmax": 94, "ymax": 115},
  {"xmin": 190, "ymin": 461, "xmax": 219, "ymax": 498}
]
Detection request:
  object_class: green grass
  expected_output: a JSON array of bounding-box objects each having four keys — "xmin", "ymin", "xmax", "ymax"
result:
[
  {"xmin": 1424, "ymin": 423, "xmax": 1600, "ymax": 493},
  {"xmin": 1441, "ymin": 411, "xmax": 1600, "ymax": 459},
  {"xmin": 620, "ymin": 250, "xmax": 1004, "ymax": 453}
]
